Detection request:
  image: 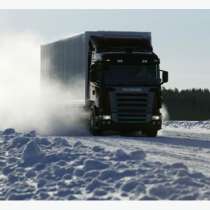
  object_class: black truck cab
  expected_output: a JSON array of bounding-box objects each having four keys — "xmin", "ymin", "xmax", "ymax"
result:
[{"xmin": 89, "ymin": 49, "xmax": 168, "ymax": 136}]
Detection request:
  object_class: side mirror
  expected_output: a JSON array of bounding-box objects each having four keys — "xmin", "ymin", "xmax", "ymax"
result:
[{"xmin": 160, "ymin": 70, "xmax": 168, "ymax": 84}]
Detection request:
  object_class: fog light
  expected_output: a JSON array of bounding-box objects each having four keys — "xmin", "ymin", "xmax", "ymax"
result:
[
  {"xmin": 152, "ymin": 115, "xmax": 161, "ymax": 120},
  {"xmin": 102, "ymin": 115, "xmax": 111, "ymax": 120}
]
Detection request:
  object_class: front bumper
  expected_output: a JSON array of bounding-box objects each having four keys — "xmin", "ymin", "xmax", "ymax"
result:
[{"xmin": 97, "ymin": 115, "xmax": 162, "ymax": 131}]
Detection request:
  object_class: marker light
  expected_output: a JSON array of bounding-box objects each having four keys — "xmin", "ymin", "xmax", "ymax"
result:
[
  {"xmin": 152, "ymin": 115, "xmax": 161, "ymax": 120},
  {"xmin": 102, "ymin": 115, "xmax": 111, "ymax": 120}
]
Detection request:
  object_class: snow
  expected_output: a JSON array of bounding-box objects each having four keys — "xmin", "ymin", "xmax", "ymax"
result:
[
  {"xmin": 22, "ymin": 141, "xmax": 44, "ymax": 165},
  {"xmin": 163, "ymin": 120, "xmax": 210, "ymax": 133},
  {"xmin": 114, "ymin": 149, "xmax": 131, "ymax": 161},
  {"xmin": 0, "ymin": 121, "xmax": 210, "ymax": 200},
  {"xmin": 2, "ymin": 128, "xmax": 15, "ymax": 136},
  {"xmin": 84, "ymin": 159, "xmax": 109, "ymax": 171}
]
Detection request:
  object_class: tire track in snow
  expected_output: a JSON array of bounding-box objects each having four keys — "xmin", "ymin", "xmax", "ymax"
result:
[{"xmin": 71, "ymin": 129, "xmax": 210, "ymax": 176}]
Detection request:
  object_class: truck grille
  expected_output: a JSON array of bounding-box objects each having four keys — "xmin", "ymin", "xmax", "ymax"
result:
[{"xmin": 111, "ymin": 91, "xmax": 153, "ymax": 123}]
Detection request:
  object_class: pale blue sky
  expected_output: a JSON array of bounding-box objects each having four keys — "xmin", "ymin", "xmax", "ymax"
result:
[{"xmin": 1, "ymin": 10, "xmax": 210, "ymax": 89}]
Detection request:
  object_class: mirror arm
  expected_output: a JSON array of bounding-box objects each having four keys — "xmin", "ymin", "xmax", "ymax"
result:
[{"xmin": 160, "ymin": 70, "xmax": 164, "ymax": 85}]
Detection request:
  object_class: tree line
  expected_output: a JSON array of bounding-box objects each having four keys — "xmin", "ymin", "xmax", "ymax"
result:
[{"xmin": 162, "ymin": 88, "xmax": 210, "ymax": 121}]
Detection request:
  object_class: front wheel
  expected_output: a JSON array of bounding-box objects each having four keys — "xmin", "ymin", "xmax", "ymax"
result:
[
  {"xmin": 142, "ymin": 129, "xmax": 158, "ymax": 137},
  {"xmin": 89, "ymin": 111, "xmax": 103, "ymax": 136}
]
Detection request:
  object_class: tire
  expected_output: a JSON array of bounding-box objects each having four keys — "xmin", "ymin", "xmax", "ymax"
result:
[
  {"xmin": 142, "ymin": 129, "xmax": 158, "ymax": 137},
  {"xmin": 89, "ymin": 110, "xmax": 102, "ymax": 136}
]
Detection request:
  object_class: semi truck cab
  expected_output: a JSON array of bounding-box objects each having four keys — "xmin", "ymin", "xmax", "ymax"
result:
[{"xmin": 89, "ymin": 39, "xmax": 168, "ymax": 136}]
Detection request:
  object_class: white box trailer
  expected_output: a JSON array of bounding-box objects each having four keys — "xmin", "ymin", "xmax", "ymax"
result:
[{"xmin": 41, "ymin": 31, "xmax": 152, "ymax": 105}]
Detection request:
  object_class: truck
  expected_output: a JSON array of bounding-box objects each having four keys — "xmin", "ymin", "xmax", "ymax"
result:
[{"xmin": 41, "ymin": 31, "xmax": 168, "ymax": 136}]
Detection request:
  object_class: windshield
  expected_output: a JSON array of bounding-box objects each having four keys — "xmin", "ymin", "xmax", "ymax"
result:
[{"xmin": 102, "ymin": 64, "xmax": 160, "ymax": 85}]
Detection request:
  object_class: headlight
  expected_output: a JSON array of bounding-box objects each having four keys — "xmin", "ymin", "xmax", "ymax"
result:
[
  {"xmin": 152, "ymin": 115, "xmax": 161, "ymax": 120},
  {"xmin": 102, "ymin": 115, "xmax": 111, "ymax": 120}
]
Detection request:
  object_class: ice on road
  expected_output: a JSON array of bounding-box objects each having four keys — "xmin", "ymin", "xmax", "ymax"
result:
[{"xmin": 0, "ymin": 121, "xmax": 210, "ymax": 200}]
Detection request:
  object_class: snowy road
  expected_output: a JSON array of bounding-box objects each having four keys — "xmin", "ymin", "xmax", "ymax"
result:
[
  {"xmin": 1, "ymin": 121, "xmax": 210, "ymax": 200},
  {"xmin": 75, "ymin": 127, "xmax": 210, "ymax": 176}
]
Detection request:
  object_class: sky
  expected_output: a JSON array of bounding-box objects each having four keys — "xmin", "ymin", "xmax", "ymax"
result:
[{"xmin": 0, "ymin": 9, "xmax": 210, "ymax": 90}]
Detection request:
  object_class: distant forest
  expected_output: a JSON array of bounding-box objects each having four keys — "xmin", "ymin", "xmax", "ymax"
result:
[{"xmin": 162, "ymin": 88, "xmax": 210, "ymax": 121}]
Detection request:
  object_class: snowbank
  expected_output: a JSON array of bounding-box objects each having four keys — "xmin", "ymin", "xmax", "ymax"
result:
[
  {"xmin": 1, "ymin": 127, "xmax": 210, "ymax": 200},
  {"xmin": 163, "ymin": 121, "xmax": 210, "ymax": 133}
]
